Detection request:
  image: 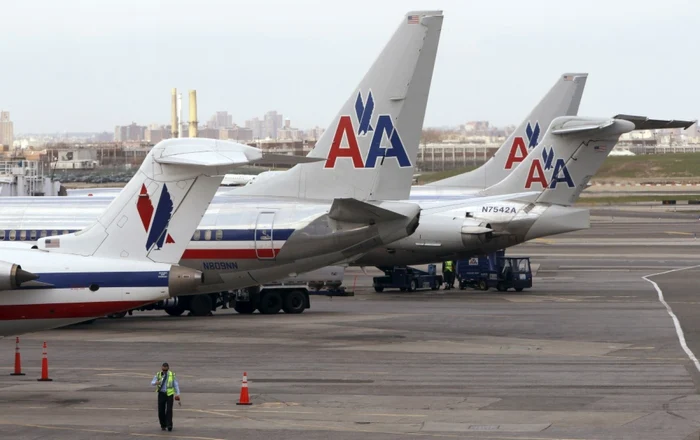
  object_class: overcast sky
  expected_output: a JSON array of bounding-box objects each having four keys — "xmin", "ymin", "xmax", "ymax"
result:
[{"xmin": 2, "ymin": 0, "xmax": 698, "ymax": 133}]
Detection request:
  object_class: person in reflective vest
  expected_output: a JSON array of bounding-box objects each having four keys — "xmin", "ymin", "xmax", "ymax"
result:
[
  {"xmin": 150, "ymin": 362, "xmax": 180, "ymax": 431},
  {"xmin": 442, "ymin": 260, "xmax": 455, "ymax": 290}
]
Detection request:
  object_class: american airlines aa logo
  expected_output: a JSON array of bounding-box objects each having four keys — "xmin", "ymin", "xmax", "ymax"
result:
[
  {"xmin": 324, "ymin": 90, "xmax": 411, "ymax": 169},
  {"xmin": 524, "ymin": 146, "xmax": 574, "ymax": 189},
  {"xmin": 137, "ymin": 183, "xmax": 175, "ymax": 251},
  {"xmin": 505, "ymin": 121, "xmax": 541, "ymax": 169}
]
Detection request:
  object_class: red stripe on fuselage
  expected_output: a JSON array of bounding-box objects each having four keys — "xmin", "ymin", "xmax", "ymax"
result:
[
  {"xmin": 0, "ymin": 301, "xmax": 152, "ymax": 320},
  {"xmin": 181, "ymin": 249, "xmax": 280, "ymax": 260}
]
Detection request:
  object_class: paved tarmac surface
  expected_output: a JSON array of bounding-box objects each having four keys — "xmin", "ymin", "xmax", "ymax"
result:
[{"xmin": 2, "ymin": 210, "xmax": 700, "ymax": 440}]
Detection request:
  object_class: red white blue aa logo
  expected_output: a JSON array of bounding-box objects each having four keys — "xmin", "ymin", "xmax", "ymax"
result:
[
  {"xmin": 324, "ymin": 90, "xmax": 411, "ymax": 169},
  {"xmin": 505, "ymin": 121, "xmax": 541, "ymax": 169},
  {"xmin": 137, "ymin": 183, "xmax": 175, "ymax": 250},
  {"xmin": 524, "ymin": 146, "xmax": 574, "ymax": 189}
]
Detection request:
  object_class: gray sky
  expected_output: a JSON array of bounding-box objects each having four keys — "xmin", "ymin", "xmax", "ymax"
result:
[{"xmin": 2, "ymin": 0, "xmax": 699, "ymax": 133}]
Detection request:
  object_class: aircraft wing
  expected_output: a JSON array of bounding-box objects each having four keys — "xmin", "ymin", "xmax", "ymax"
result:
[{"xmin": 612, "ymin": 114, "xmax": 697, "ymax": 130}]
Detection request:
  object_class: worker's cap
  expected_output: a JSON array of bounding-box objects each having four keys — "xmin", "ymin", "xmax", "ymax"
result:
[{"xmin": 162, "ymin": 362, "xmax": 169, "ymax": 367}]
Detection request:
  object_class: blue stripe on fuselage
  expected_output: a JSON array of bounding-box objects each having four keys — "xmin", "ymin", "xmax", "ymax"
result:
[
  {"xmin": 22, "ymin": 271, "xmax": 170, "ymax": 290},
  {"xmin": 0, "ymin": 228, "xmax": 296, "ymax": 242}
]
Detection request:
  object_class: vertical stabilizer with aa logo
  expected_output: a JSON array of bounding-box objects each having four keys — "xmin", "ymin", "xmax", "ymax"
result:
[
  {"xmin": 236, "ymin": 11, "xmax": 443, "ymax": 201},
  {"xmin": 429, "ymin": 73, "xmax": 588, "ymax": 189},
  {"xmin": 35, "ymin": 139, "xmax": 267, "ymax": 264},
  {"xmin": 481, "ymin": 116, "xmax": 635, "ymax": 206}
]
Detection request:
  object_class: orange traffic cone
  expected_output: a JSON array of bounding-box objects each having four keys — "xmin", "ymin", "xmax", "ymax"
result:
[
  {"xmin": 236, "ymin": 372, "xmax": 251, "ymax": 405},
  {"xmin": 37, "ymin": 342, "xmax": 52, "ymax": 382},
  {"xmin": 10, "ymin": 337, "xmax": 25, "ymax": 376}
]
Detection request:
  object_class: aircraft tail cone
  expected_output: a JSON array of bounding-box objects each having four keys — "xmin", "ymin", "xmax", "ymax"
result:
[
  {"xmin": 236, "ymin": 372, "xmax": 251, "ymax": 405},
  {"xmin": 37, "ymin": 342, "xmax": 52, "ymax": 382},
  {"xmin": 10, "ymin": 337, "xmax": 25, "ymax": 376}
]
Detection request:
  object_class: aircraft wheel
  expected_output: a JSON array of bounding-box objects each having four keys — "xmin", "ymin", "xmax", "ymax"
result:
[
  {"xmin": 165, "ymin": 305, "xmax": 185, "ymax": 316},
  {"xmin": 258, "ymin": 291, "xmax": 282, "ymax": 314},
  {"xmin": 282, "ymin": 291, "xmax": 306, "ymax": 314},
  {"xmin": 233, "ymin": 301, "xmax": 256, "ymax": 314},
  {"xmin": 189, "ymin": 295, "xmax": 212, "ymax": 316}
]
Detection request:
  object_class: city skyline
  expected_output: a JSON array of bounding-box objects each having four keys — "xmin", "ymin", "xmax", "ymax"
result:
[{"xmin": 3, "ymin": 0, "xmax": 699, "ymax": 133}]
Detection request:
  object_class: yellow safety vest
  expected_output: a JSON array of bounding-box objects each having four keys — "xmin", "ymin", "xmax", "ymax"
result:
[
  {"xmin": 156, "ymin": 371, "xmax": 176, "ymax": 396},
  {"xmin": 444, "ymin": 261, "xmax": 453, "ymax": 271}
]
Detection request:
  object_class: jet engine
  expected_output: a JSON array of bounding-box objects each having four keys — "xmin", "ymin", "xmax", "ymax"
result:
[
  {"xmin": 0, "ymin": 261, "xmax": 38, "ymax": 290},
  {"xmin": 167, "ymin": 266, "xmax": 204, "ymax": 297},
  {"xmin": 460, "ymin": 218, "xmax": 493, "ymax": 237}
]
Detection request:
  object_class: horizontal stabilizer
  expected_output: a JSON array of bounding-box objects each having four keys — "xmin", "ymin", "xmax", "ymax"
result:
[
  {"xmin": 256, "ymin": 153, "xmax": 324, "ymax": 166},
  {"xmin": 329, "ymin": 198, "xmax": 407, "ymax": 223},
  {"xmin": 155, "ymin": 150, "xmax": 254, "ymax": 167},
  {"xmin": 551, "ymin": 119, "xmax": 615, "ymax": 135},
  {"xmin": 613, "ymin": 114, "xmax": 697, "ymax": 130}
]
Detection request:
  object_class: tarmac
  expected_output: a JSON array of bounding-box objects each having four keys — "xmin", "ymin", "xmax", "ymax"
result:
[{"xmin": 2, "ymin": 207, "xmax": 700, "ymax": 439}]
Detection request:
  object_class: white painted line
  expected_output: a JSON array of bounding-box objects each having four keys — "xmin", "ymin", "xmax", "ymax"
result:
[{"xmin": 643, "ymin": 265, "xmax": 700, "ymax": 373}]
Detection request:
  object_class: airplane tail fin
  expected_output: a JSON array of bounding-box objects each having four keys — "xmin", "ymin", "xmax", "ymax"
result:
[
  {"xmin": 36, "ymin": 139, "xmax": 267, "ymax": 264},
  {"xmin": 236, "ymin": 11, "xmax": 443, "ymax": 201},
  {"xmin": 481, "ymin": 116, "xmax": 636, "ymax": 206},
  {"xmin": 428, "ymin": 73, "xmax": 588, "ymax": 189}
]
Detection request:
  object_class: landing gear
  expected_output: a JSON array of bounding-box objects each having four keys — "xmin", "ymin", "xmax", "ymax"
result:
[{"xmin": 188, "ymin": 295, "xmax": 213, "ymax": 316}]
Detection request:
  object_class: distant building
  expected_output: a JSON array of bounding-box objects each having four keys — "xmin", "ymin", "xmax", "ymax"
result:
[
  {"xmin": 198, "ymin": 127, "xmax": 220, "ymax": 139},
  {"xmin": 145, "ymin": 126, "xmax": 171, "ymax": 144},
  {"xmin": 0, "ymin": 111, "xmax": 14, "ymax": 147},
  {"xmin": 114, "ymin": 123, "xmax": 146, "ymax": 142},
  {"xmin": 245, "ymin": 117, "xmax": 263, "ymax": 139},
  {"xmin": 264, "ymin": 111, "xmax": 284, "ymax": 139},
  {"xmin": 220, "ymin": 127, "xmax": 253, "ymax": 142},
  {"xmin": 53, "ymin": 149, "xmax": 99, "ymax": 170}
]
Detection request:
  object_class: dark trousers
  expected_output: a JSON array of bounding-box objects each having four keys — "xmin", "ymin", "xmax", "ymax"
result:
[
  {"xmin": 444, "ymin": 271, "xmax": 454, "ymax": 287},
  {"xmin": 158, "ymin": 392, "xmax": 174, "ymax": 428}
]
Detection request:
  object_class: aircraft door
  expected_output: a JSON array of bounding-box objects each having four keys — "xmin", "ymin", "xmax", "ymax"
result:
[{"xmin": 254, "ymin": 211, "xmax": 275, "ymax": 260}]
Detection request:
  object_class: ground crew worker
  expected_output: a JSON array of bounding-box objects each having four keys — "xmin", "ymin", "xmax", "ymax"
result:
[
  {"xmin": 442, "ymin": 260, "xmax": 455, "ymax": 290},
  {"xmin": 151, "ymin": 362, "xmax": 180, "ymax": 431}
]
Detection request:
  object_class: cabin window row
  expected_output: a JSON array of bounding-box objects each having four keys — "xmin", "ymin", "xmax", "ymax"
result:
[
  {"xmin": 0, "ymin": 230, "xmax": 71, "ymax": 241},
  {"xmin": 191, "ymin": 230, "xmax": 224, "ymax": 241}
]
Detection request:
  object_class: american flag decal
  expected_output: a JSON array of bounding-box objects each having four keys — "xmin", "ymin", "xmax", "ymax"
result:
[
  {"xmin": 45, "ymin": 238, "xmax": 60, "ymax": 248},
  {"xmin": 594, "ymin": 145, "xmax": 607, "ymax": 152},
  {"xmin": 563, "ymin": 75, "xmax": 574, "ymax": 81},
  {"xmin": 407, "ymin": 15, "xmax": 419, "ymax": 24}
]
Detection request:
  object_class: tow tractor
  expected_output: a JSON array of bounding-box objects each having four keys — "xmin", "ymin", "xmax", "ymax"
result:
[
  {"xmin": 456, "ymin": 250, "xmax": 532, "ymax": 292},
  {"xmin": 372, "ymin": 265, "xmax": 443, "ymax": 292}
]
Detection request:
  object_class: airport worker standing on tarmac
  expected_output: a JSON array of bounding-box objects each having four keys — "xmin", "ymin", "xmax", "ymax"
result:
[
  {"xmin": 151, "ymin": 362, "xmax": 180, "ymax": 432},
  {"xmin": 442, "ymin": 260, "xmax": 455, "ymax": 290}
]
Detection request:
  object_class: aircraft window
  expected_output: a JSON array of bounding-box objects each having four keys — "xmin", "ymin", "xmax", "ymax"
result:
[
  {"xmin": 204, "ymin": 230, "xmax": 212, "ymax": 241},
  {"xmin": 62, "ymin": 230, "xmax": 68, "ymax": 235},
  {"xmin": 19, "ymin": 230, "xmax": 26, "ymax": 241},
  {"xmin": 40, "ymin": 230, "xmax": 47, "ymax": 238},
  {"xmin": 0, "ymin": 230, "xmax": 4, "ymax": 241},
  {"xmin": 9, "ymin": 230, "xmax": 16, "ymax": 241},
  {"xmin": 216, "ymin": 229, "xmax": 223, "ymax": 241},
  {"xmin": 30, "ymin": 230, "xmax": 37, "ymax": 240},
  {"xmin": 192, "ymin": 230, "xmax": 200, "ymax": 241},
  {"xmin": 51, "ymin": 230, "xmax": 58, "ymax": 236}
]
